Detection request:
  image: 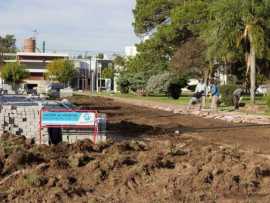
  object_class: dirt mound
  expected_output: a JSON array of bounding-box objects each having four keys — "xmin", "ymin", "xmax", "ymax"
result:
[
  {"xmin": 0, "ymin": 96, "xmax": 270, "ymax": 202},
  {"xmin": 0, "ymin": 134, "xmax": 269, "ymax": 202}
]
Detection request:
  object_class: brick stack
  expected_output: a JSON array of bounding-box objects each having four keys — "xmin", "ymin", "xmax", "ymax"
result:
[{"xmin": 0, "ymin": 105, "xmax": 48, "ymax": 142}]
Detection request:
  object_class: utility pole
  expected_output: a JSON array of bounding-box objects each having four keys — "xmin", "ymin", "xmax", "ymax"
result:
[{"xmin": 96, "ymin": 59, "xmax": 99, "ymax": 93}]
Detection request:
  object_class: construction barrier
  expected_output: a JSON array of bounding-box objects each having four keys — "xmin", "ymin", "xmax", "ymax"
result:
[{"xmin": 39, "ymin": 108, "xmax": 99, "ymax": 144}]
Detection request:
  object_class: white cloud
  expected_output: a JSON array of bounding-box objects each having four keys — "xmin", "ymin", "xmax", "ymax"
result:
[{"xmin": 0, "ymin": 0, "xmax": 138, "ymax": 54}]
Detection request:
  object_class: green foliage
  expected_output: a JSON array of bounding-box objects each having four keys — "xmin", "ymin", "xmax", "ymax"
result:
[
  {"xmin": 168, "ymin": 77, "xmax": 187, "ymax": 99},
  {"xmin": 146, "ymin": 72, "xmax": 172, "ymax": 96},
  {"xmin": 96, "ymin": 53, "xmax": 104, "ymax": 59},
  {"xmin": 131, "ymin": 0, "xmax": 270, "ymax": 102},
  {"xmin": 256, "ymin": 73, "xmax": 267, "ymax": 86},
  {"xmin": 146, "ymin": 72, "xmax": 187, "ymax": 98},
  {"xmin": 0, "ymin": 35, "xmax": 16, "ymax": 53},
  {"xmin": 266, "ymin": 95, "xmax": 270, "ymax": 110},
  {"xmin": 117, "ymin": 71, "xmax": 148, "ymax": 94},
  {"xmin": 167, "ymin": 81, "xmax": 182, "ymax": 100},
  {"xmin": 133, "ymin": 0, "xmax": 174, "ymax": 35},
  {"xmin": 129, "ymin": 72, "xmax": 147, "ymax": 92},
  {"xmin": 47, "ymin": 60, "xmax": 76, "ymax": 86},
  {"xmin": 0, "ymin": 34, "xmax": 16, "ymax": 63},
  {"xmin": 113, "ymin": 55, "xmax": 126, "ymax": 67},
  {"xmin": 101, "ymin": 67, "xmax": 114, "ymax": 79},
  {"xmin": 118, "ymin": 74, "xmax": 130, "ymax": 94},
  {"xmin": 220, "ymin": 84, "xmax": 238, "ymax": 106},
  {"xmin": 1, "ymin": 63, "xmax": 29, "ymax": 87}
]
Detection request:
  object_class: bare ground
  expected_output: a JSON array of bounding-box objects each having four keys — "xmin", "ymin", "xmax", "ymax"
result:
[{"xmin": 0, "ymin": 96, "xmax": 269, "ymax": 202}]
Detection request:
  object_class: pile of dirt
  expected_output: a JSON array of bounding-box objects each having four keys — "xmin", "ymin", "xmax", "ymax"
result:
[
  {"xmin": 0, "ymin": 134, "xmax": 270, "ymax": 202},
  {"xmin": 0, "ymin": 96, "xmax": 269, "ymax": 202}
]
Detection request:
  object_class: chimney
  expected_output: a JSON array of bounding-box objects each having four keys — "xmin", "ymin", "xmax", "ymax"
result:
[{"xmin": 23, "ymin": 37, "xmax": 36, "ymax": 53}]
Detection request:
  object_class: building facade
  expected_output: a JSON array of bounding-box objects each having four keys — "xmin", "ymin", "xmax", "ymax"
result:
[{"xmin": 1, "ymin": 37, "xmax": 115, "ymax": 93}]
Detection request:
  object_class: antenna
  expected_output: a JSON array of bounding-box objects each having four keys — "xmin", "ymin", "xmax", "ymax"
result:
[{"xmin": 32, "ymin": 29, "xmax": 38, "ymax": 39}]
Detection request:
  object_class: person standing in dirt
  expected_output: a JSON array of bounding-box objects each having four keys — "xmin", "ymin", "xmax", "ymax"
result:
[
  {"xmin": 187, "ymin": 79, "xmax": 206, "ymax": 110},
  {"xmin": 210, "ymin": 80, "xmax": 220, "ymax": 112},
  {"xmin": 233, "ymin": 87, "xmax": 243, "ymax": 110},
  {"xmin": 195, "ymin": 79, "xmax": 206, "ymax": 94}
]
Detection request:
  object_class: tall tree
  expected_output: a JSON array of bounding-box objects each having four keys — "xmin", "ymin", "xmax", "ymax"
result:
[
  {"xmin": 204, "ymin": 0, "xmax": 270, "ymax": 104},
  {"xmin": 133, "ymin": 0, "xmax": 175, "ymax": 35},
  {"xmin": 133, "ymin": 0, "xmax": 212, "ymax": 79}
]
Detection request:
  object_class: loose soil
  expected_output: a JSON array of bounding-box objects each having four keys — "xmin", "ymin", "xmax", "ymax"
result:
[{"xmin": 0, "ymin": 95, "xmax": 269, "ymax": 202}]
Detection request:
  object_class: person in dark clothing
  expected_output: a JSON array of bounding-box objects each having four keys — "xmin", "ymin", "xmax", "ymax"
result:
[
  {"xmin": 187, "ymin": 91, "xmax": 204, "ymax": 110},
  {"xmin": 233, "ymin": 88, "xmax": 243, "ymax": 110}
]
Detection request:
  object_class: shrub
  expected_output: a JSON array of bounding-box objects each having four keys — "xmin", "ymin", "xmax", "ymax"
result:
[
  {"xmin": 146, "ymin": 72, "xmax": 172, "ymax": 96},
  {"xmin": 118, "ymin": 77, "xmax": 130, "ymax": 94},
  {"xmin": 167, "ymin": 78, "xmax": 187, "ymax": 99},
  {"xmin": 265, "ymin": 95, "xmax": 270, "ymax": 110},
  {"xmin": 220, "ymin": 84, "xmax": 238, "ymax": 106},
  {"xmin": 146, "ymin": 72, "xmax": 187, "ymax": 99},
  {"xmin": 129, "ymin": 72, "xmax": 147, "ymax": 93},
  {"xmin": 167, "ymin": 83, "xmax": 181, "ymax": 99}
]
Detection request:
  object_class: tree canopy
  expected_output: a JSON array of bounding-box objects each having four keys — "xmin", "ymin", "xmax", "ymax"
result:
[
  {"xmin": 202, "ymin": 0, "xmax": 270, "ymax": 103},
  {"xmin": 0, "ymin": 35, "xmax": 16, "ymax": 63},
  {"xmin": 47, "ymin": 60, "xmax": 76, "ymax": 86},
  {"xmin": 124, "ymin": 0, "xmax": 270, "ymax": 102},
  {"xmin": 1, "ymin": 62, "xmax": 29, "ymax": 87}
]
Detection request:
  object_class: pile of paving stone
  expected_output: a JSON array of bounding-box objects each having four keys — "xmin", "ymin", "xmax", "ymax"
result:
[{"xmin": 0, "ymin": 105, "xmax": 45, "ymax": 140}]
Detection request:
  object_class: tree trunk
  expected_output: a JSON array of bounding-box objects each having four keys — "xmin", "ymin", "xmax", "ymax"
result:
[
  {"xmin": 250, "ymin": 45, "xmax": 256, "ymax": 104},
  {"xmin": 224, "ymin": 62, "xmax": 229, "ymax": 85},
  {"xmin": 202, "ymin": 68, "xmax": 209, "ymax": 108}
]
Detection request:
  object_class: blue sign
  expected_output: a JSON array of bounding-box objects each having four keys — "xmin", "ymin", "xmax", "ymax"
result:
[{"xmin": 41, "ymin": 112, "xmax": 96, "ymax": 126}]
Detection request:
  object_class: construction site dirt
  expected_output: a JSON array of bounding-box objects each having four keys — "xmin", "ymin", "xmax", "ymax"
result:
[{"xmin": 0, "ymin": 95, "xmax": 270, "ymax": 202}]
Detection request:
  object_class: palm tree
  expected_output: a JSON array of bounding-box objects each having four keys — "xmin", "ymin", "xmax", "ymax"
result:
[{"xmin": 204, "ymin": 0, "xmax": 270, "ymax": 104}]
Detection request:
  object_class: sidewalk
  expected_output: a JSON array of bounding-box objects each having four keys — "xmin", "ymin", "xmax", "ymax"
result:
[{"xmin": 103, "ymin": 96, "xmax": 270, "ymax": 125}]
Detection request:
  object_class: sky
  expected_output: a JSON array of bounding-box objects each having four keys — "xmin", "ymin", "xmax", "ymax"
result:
[{"xmin": 0, "ymin": 0, "xmax": 139, "ymax": 55}]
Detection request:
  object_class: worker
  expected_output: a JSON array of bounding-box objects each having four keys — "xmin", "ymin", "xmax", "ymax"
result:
[
  {"xmin": 233, "ymin": 87, "xmax": 243, "ymax": 110},
  {"xmin": 187, "ymin": 79, "xmax": 206, "ymax": 110},
  {"xmin": 210, "ymin": 80, "xmax": 220, "ymax": 112}
]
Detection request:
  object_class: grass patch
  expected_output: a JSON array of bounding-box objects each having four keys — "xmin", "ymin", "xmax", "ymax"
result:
[{"xmin": 75, "ymin": 92, "xmax": 192, "ymax": 106}]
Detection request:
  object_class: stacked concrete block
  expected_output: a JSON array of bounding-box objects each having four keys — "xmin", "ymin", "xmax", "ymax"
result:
[
  {"xmin": 0, "ymin": 103, "xmax": 107, "ymax": 145},
  {"xmin": 0, "ymin": 105, "xmax": 43, "ymax": 142}
]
